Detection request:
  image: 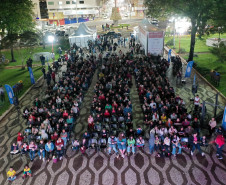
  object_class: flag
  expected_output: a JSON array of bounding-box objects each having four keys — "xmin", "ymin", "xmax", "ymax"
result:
[
  {"xmin": 222, "ymin": 106, "xmax": 226, "ymax": 131},
  {"xmin": 193, "ymin": 74, "xmax": 196, "ymax": 86},
  {"xmin": 168, "ymin": 49, "xmax": 172, "ymax": 63},
  {"xmin": 29, "ymin": 67, "xmax": 35, "ymax": 84},
  {"xmin": 4, "ymin": 84, "xmax": 14, "ymax": 104},
  {"xmin": 185, "ymin": 61, "xmax": 194, "ymax": 78}
]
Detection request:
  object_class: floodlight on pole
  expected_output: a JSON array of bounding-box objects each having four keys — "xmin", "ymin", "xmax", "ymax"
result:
[{"xmin": 48, "ymin": 35, "xmax": 54, "ymax": 52}]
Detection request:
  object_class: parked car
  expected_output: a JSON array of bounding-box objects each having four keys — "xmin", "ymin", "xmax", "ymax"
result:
[
  {"xmin": 104, "ymin": 31, "xmax": 121, "ymax": 38},
  {"xmin": 55, "ymin": 30, "xmax": 65, "ymax": 36}
]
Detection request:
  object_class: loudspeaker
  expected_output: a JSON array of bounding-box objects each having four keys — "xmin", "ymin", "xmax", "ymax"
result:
[{"xmin": 192, "ymin": 85, "xmax": 198, "ymax": 94}]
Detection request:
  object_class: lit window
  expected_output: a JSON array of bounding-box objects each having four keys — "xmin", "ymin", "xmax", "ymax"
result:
[
  {"xmin": 48, "ymin": 2, "xmax": 54, "ymax": 5},
  {"xmin": 59, "ymin": 1, "xmax": 63, "ymax": 5}
]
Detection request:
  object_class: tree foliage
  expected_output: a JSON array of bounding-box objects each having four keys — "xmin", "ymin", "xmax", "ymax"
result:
[
  {"xmin": 144, "ymin": 0, "xmax": 218, "ymax": 61},
  {"xmin": 19, "ymin": 31, "xmax": 40, "ymax": 68},
  {"xmin": 210, "ymin": 42, "xmax": 226, "ymax": 63},
  {"xmin": 0, "ymin": 0, "xmax": 35, "ymax": 62}
]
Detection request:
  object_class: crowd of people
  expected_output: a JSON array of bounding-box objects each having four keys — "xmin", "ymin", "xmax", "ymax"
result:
[
  {"xmin": 7, "ymin": 32, "xmax": 225, "ymax": 182},
  {"xmin": 10, "ymin": 43, "xmax": 98, "ymax": 180}
]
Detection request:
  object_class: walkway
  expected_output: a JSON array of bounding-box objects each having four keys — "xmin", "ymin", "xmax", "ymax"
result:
[
  {"xmin": 73, "ymin": 69, "xmax": 98, "ymax": 139},
  {"xmin": 165, "ymin": 48, "xmax": 226, "ymax": 124},
  {"xmin": 130, "ymin": 77, "xmax": 144, "ymax": 130}
]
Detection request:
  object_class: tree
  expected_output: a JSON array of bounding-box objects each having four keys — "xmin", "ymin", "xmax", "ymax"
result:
[
  {"xmin": 144, "ymin": 0, "xmax": 217, "ymax": 61},
  {"xmin": 0, "ymin": 0, "xmax": 34, "ymax": 62},
  {"xmin": 18, "ymin": 31, "xmax": 40, "ymax": 69}
]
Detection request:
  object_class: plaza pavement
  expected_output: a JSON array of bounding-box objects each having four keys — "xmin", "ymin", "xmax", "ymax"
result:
[{"xmin": 0, "ymin": 47, "xmax": 225, "ymax": 185}]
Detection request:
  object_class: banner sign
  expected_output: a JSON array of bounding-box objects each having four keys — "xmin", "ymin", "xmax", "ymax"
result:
[
  {"xmin": 148, "ymin": 31, "xmax": 164, "ymax": 56},
  {"xmin": 185, "ymin": 61, "xmax": 194, "ymax": 78},
  {"xmin": 222, "ymin": 106, "xmax": 226, "ymax": 131},
  {"xmin": 4, "ymin": 84, "xmax": 14, "ymax": 104},
  {"xmin": 29, "ymin": 67, "xmax": 35, "ymax": 84},
  {"xmin": 168, "ymin": 49, "xmax": 172, "ymax": 63}
]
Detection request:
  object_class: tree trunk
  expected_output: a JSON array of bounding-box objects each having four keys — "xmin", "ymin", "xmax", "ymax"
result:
[
  {"xmin": 188, "ymin": 19, "xmax": 197, "ymax": 62},
  {"xmin": 10, "ymin": 46, "xmax": 16, "ymax": 62}
]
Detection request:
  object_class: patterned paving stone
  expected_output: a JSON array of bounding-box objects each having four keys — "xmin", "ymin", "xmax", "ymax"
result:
[
  {"xmin": 124, "ymin": 168, "xmax": 138, "ymax": 185},
  {"xmin": 192, "ymin": 166, "xmax": 208, "ymax": 185},
  {"xmin": 33, "ymin": 171, "xmax": 48, "ymax": 185},
  {"xmin": 146, "ymin": 167, "xmax": 161, "ymax": 185},
  {"xmin": 168, "ymin": 166, "xmax": 185, "ymax": 185},
  {"xmin": 55, "ymin": 171, "xmax": 69, "ymax": 185},
  {"xmin": 101, "ymin": 169, "xmax": 115, "ymax": 185},
  {"xmin": 79, "ymin": 169, "xmax": 92, "ymax": 185}
]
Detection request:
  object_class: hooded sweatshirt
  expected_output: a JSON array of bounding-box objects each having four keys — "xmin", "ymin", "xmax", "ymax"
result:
[
  {"xmin": 215, "ymin": 134, "xmax": 225, "ymax": 147},
  {"xmin": 17, "ymin": 132, "xmax": 24, "ymax": 142}
]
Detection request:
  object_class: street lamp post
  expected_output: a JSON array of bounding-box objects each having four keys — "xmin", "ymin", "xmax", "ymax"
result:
[
  {"xmin": 48, "ymin": 35, "xmax": 54, "ymax": 52},
  {"xmin": 173, "ymin": 18, "xmax": 175, "ymax": 49}
]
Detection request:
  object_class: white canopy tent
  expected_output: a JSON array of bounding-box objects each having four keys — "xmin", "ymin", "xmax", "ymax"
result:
[{"xmin": 69, "ymin": 23, "xmax": 97, "ymax": 48}]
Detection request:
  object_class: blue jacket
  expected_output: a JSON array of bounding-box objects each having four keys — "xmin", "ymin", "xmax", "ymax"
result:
[{"xmin": 45, "ymin": 142, "xmax": 54, "ymax": 152}]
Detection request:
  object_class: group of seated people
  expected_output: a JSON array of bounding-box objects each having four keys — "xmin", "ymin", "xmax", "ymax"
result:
[
  {"xmin": 75, "ymin": 52, "xmax": 136, "ymax": 158},
  {"xmin": 11, "ymin": 48, "xmax": 97, "ymax": 162},
  {"xmin": 10, "ymin": 41, "xmax": 224, "ymax": 164},
  {"xmin": 74, "ymin": 54, "xmax": 220, "ymax": 158},
  {"xmin": 133, "ymin": 55, "xmax": 216, "ymax": 157}
]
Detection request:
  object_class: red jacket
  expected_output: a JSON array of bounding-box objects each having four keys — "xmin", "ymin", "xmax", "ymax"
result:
[
  {"xmin": 55, "ymin": 139, "xmax": 64, "ymax": 150},
  {"xmin": 215, "ymin": 135, "xmax": 225, "ymax": 147},
  {"xmin": 17, "ymin": 132, "xmax": 24, "ymax": 142}
]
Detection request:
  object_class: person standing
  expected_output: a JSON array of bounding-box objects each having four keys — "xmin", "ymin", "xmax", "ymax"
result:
[
  {"xmin": 40, "ymin": 55, "xmax": 45, "ymax": 66},
  {"xmin": 41, "ymin": 67, "xmax": 46, "ymax": 79},
  {"xmin": 149, "ymin": 132, "xmax": 155, "ymax": 154},
  {"xmin": 51, "ymin": 71, "xmax": 56, "ymax": 84},
  {"xmin": 194, "ymin": 95, "xmax": 200, "ymax": 111},
  {"xmin": 209, "ymin": 117, "xmax": 217, "ymax": 137},
  {"xmin": 190, "ymin": 132, "xmax": 204, "ymax": 156},
  {"xmin": 46, "ymin": 72, "xmax": 51, "ymax": 86},
  {"xmin": 0, "ymin": 85, "xmax": 5, "ymax": 102},
  {"xmin": 215, "ymin": 134, "xmax": 225, "ymax": 160},
  {"xmin": 51, "ymin": 52, "xmax": 55, "ymax": 61},
  {"xmin": 38, "ymin": 140, "xmax": 45, "ymax": 161}
]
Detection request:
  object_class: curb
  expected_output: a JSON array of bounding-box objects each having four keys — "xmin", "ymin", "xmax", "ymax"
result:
[
  {"xmin": 0, "ymin": 75, "xmax": 44, "ymax": 122},
  {"xmin": 164, "ymin": 46, "xmax": 226, "ymax": 103}
]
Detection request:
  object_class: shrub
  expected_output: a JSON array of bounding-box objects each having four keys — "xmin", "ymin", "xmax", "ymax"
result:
[
  {"xmin": 209, "ymin": 42, "xmax": 226, "ymax": 63},
  {"xmin": 166, "ymin": 39, "xmax": 174, "ymax": 46},
  {"xmin": 178, "ymin": 47, "xmax": 186, "ymax": 54}
]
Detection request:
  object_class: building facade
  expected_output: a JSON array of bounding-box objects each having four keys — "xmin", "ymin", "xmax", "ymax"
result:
[{"xmin": 32, "ymin": 0, "xmax": 101, "ymax": 25}]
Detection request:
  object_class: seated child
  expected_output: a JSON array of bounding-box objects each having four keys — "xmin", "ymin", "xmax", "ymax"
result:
[
  {"xmin": 10, "ymin": 143, "xmax": 20, "ymax": 154},
  {"xmin": 7, "ymin": 167, "xmax": 16, "ymax": 181},
  {"xmin": 22, "ymin": 164, "xmax": 32, "ymax": 179}
]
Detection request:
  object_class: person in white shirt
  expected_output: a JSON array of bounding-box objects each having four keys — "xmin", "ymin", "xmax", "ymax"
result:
[{"xmin": 194, "ymin": 95, "xmax": 200, "ymax": 110}]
